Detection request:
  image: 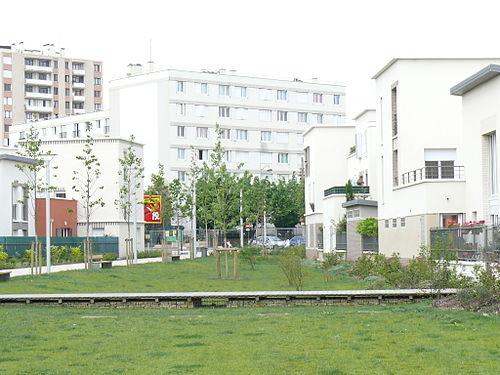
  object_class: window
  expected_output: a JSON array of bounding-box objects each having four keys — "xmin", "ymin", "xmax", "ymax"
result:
[
  {"xmin": 223, "ymin": 151, "xmax": 231, "ymax": 162},
  {"xmin": 277, "ymin": 111, "xmax": 288, "ymax": 122},
  {"xmin": 178, "ymin": 171, "xmax": 186, "ymax": 182},
  {"xmin": 425, "ymin": 160, "xmax": 455, "ymax": 179},
  {"xmin": 65, "ymin": 101, "xmax": 70, "ymax": 109},
  {"xmin": 235, "ymin": 86, "xmax": 247, "ymax": 98},
  {"xmin": 42, "ymin": 128, "xmax": 47, "ymax": 136},
  {"xmin": 53, "ymin": 126, "xmax": 57, "ymax": 135},
  {"xmin": 196, "ymin": 127, "xmax": 208, "ymax": 138},
  {"xmin": 72, "ymin": 75, "xmax": 84, "ymax": 83},
  {"xmin": 54, "ymin": 87, "xmax": 58, "ymax": 95},
  {"xmin": 220, "ymin": 128, "xmax": 231, "ymax": 139},
  {"xmin": 219, "ymin": 85, "xmax": 230, "ymax": 96},
  {"xmin": 25, "ymin": 58, "xmax": 34, "ymax": 66},
  {"xmin": 53, "ymin": 60, "xmax": 58, "ymax": 68},
  {"xmin": 296, "ymin": 134, "xmax": 303, "ymax": 144},
  {"xmin": 333, "ymin": 95, "xmax": 340, "ymax": 105},
  {"xmin": 94, "ymin": 64, "xmax": 101, "ymax": 72},
  {"xmin": 3, "ymin": 97, "xmax": 12, "ymax": 105},
  {"xmin": 298, "ymin": 112, "xmax": 308, "ymax": 123},
  {"xmin": 177, "ymin": 148, "xmax": 186, "ymax": 160},
  {"xmin": 234, "ymin": 107, "xmax": 247, "ymax": 120},
  {"xmin": 195, "ymin": 105, "xmax": 208, "ymax": 117},
  {"xmin": 489, "ymin": 133, "xmax": 498, "ymax": 195},
  {"xmin": 278, "ymin": 153, "xmax": 289, "ymax": 164},
  {"xmin": 4, "ymin": 110, "xmax": 12, "ymax": 119},
  {"xmin": 235, "ymin": 151, "xmax": 249, "ymax": 163},
  {"xmin": 200, "ymin": 82, "xmax": 208, "ymax": 95},
  {"xmin": 53, "ymin": 74, "xmax": 58, "ymax": 82},
  {"xmin": 236, "ymin": 129, "xmax": 248, "ymax": 141},
  {"xmin": 176, "ymin": 103, "xmax": 186, "ymax": 116},
  {"xmin": 2, "ymin": 56, "xmax": 12, "ymax": 65},
  {"xmin": 25, "ymin": 72, "xmax": 34, "ymax": 79},
  {"xmin": 177, "ymin": 126, "xmax": 185, "ymax": 137},
  {"xmin": 94, "ymin": 91, "xmax": 101, "ymax": 98},
  {"xmin": 177, "ymin": 81, "xmax": 185, "ymax": 92},
  {"xmin": 65, "ymin": 61, "xmax": 69, "ymax": 69},
  {"xmin": 276, "ymin": 132, "xmax": 289, "ymax": 143},
  {"xmin": 259, "ymin": 88, "xmax": 272, "ymax": 100},
  {"xmin": 219, "ymin": 106, "xmax": 230, "ymax": 118},
  {"xmin": 3, "ymin": 70, "xmax": 12, "ymax": 78},
  {"xmin": 4, "ymin": 83, "xmax": 11, "ymax": 91},
  {"xmin": 197, "ymin": 149, "xmax": 209, "ymax": 160},
  {"xmin": 259, "ymin": 110, "xmax": 272, "ymax": 121},
  {"xmin": 260, "ymin": 152, "xmax": 273, "ymax": 164},
  {"xmin": 297, "ymin": 92, "xmax": 308, "ymax": 103},
  {"xmin": 315, "ymin": 113, "xmax": 323, "ymax": 124},
  {"xmin": 392, "ymin": 219, "xmax": 397, "ymax": 228},
  {"xmin": 261, "ymin": 131, "xmax": 271, "ymax": 142},
  {"xmin": 313, "ymin": 93, "xmax": 323, "ymax": 103},
  {"xmin": 39, "ymin": 60, "xmax": 50, "ymax": 67},
  {"xmin": 400, "ymin": 217, "xmax": 406, "ymax": 227},
  {"xmin": 94, "ymin": 77, "xmax": 102, "ymax": 85},
  {"xmin": 277, "ymin": 90, "xmax": 287, "ymax": 101},
  {"xmin": 65, "ymin": 75, "xmax": 70, "ymax": 83},
  {"xmin": 53, "ymin": 100, "xmax": 58, "ymax": 108},
  {"xmin": 60, "ymin": 125, "xmax": 67, "ymax": 139},
  {"xmin": 38, "ymin": 73, "xmax": 48, "ymax": 80}
]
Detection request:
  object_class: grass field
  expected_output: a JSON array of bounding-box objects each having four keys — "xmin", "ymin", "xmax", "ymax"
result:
[
  {"xmin": 0, "ymin": 257, "xmax": 367, "ymax": 294},
  {"xmin": 0, "ymin": 302, "xmax": 498, "ymax": 375}
]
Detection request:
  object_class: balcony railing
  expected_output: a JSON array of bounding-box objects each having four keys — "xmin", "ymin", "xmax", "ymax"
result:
[
  {"xmin": 400, "ymin": 165, "xmax": 465, "ymax": 185},
  {"xmin": 324, "ymin": 185, "xmax": 370, "ymax": 197}
]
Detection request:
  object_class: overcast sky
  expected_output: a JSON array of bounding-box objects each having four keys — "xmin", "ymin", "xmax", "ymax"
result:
[{"xmin": 3, "ymin": 0, "xmax": 500, "ymax": 120}]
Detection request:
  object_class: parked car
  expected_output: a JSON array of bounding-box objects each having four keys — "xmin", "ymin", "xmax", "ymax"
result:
[
  {"xmin": 251, "ymin": 236, "xmax": 286, "ymax": 249},
  {"xmin": 288, "ymin": 235, "xmax": 306, "ymax": 247}
]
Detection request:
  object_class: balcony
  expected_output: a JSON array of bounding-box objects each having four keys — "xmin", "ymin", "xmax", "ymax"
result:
[
  {"xmin": 25, "ymin": 78, "xmax": 52, "ymax": 86},
  {"xmin": 72, "ymin": 82, "xmax": 85, "ymax": 89},
  {"xmin": 25, "ymin": 104, "xmax": 53, "ymax": 113},
  {"xmin": 73, "ymin": 108, "xmax": 85, "ymax": 114},
  {"xmin": 72, "ymin": 95, "xmax": 85, "ymax": 102},
  {"xmin": 72, "ymin": 69, "xmax": 85, "ymax": 75},
  {"xmin": 25, "ymin": 92, "xmax": 52, "ymax": 100},
  {"xmin": 72, "ymin": 130, "xmax": 81, "ymax": 138},
  {"xmin": 324, "ymin": 185, "xmax": 370, "ymax": 197},
  {"xmin": 400, "ymin": 165, "xmax": 465, "ymax": 186},
  {"xmin": 25, "ymin": 65, "xmax": 52, "ymax": 73}
]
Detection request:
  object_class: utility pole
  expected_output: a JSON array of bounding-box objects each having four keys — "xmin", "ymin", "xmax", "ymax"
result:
[
  {"xmin": 45, "ymin": 158, "xmax": 51, "ymax": 273},
  {"xmin": 239, "ymin": 189, "xmax": 243, "ymax": 247}
]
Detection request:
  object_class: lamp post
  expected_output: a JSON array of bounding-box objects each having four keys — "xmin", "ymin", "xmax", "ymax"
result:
[
  {"xmin": 43, "ymin": 155, "xmax": 56, "ymax": 273},
  {"xmin": 239, "ymin": 189, "xmax": 243, "ymax": 247}
]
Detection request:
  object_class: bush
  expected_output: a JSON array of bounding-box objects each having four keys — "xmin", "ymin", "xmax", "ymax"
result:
[
  {"xmin": 278, "ymin": 248, "xmax": 306, "ymax": 290},
  {"xmin": 351, "ymin": 253, "xmax": 403, "ymax": 285},
  {"xmin": 364, "ymin": 275, "xmax": 388, "ymax": 289},
  {"xmin": 356, "ymin": 217, "xmax": 378, "ymax": 237},
  {"xmin": 0, "ymin": 250, "xmax": 8, "ymax": 267},
  {"xmin": 138, "ymin": 250, "xmax": 162, "ymax": 259},
  {"xmin": 239, "ymin": 246, "xmax": 261, "ymax": 270},
  {"xmin": 102, "ymin": 253, "xmax": 118, "ymax": 261}
]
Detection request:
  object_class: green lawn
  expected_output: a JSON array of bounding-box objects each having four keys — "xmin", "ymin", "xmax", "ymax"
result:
[
  {"xmin": 0, "ymin": 257, "xmax": 367, "ymax": 294},
  {"xmin": 0, "ymin": 303, "xmax": 498, "ymax": 374}
]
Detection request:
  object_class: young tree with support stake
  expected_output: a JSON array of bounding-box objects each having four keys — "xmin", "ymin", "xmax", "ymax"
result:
[
  {"xmin": 115, "ymin": 135, "xmax": 144, "ymax": 263},
  {"xmin": 72, "ymin": 133, "xmax": 105, "ymax": 269}
]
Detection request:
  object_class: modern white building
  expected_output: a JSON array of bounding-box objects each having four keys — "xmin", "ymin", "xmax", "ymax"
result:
[
  {"xmin": 374, "ymin": 58, "xmax": 500, "ymax": 259},
  {"xmin": 109, "ymin": 67, "xmax": 346, "ymax": 183},
  {"xmin": 32, "ymin": 137, "xmax": 145, "ymax": 257},
  {"xmin": 451, "ymin": 64, "xmax": 500, "ymax": 225},
  {"xmin": 303, "ymin": 124, "xmax": 354, "ymax": 257},
  {"xmin": 0, "ymin": 147, "xmax": 35, "ymax": 237},
  {"xmin": 0, "ymin": 43, "xmax": 103, "ymax": 147}
]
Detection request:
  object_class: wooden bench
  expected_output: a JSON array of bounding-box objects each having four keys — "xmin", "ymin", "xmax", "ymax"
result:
[
  {"xmin": 0, "ymin": 271, "xmax": 11, "ymax": 281},
  {"xmin": 90, "ymin": 255, "xmax": 113, "ymax": 269}
]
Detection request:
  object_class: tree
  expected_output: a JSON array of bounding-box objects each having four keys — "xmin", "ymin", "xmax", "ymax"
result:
[
  {"xmin": 72, "ymin": 134, "xmax": 105, "ymax": 241},
  {"xmin": 168, "ymin": 178, "xmax": 191, "ymax": 252},
  {"xmin": 345, "ymin": 180, "xmax": 354, "ymax": 201},
  {"xmin": 115, "ymin": 135, "xmax": 144, "ymax": 259},
  {"xmin": 268, "ymin": 175, "xmax": 305, "ymax": 227}
]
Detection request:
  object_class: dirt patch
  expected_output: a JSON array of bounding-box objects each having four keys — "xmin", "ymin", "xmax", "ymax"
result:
[{"xmin": 434, "ymin": 294, "xmax": 499, "ymax": 314}]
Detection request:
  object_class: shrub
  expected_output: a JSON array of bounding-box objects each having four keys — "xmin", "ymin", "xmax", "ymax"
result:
[
  {"xmin": 239, "ymin": 246, "xmax": 261, "ymax": 270},
  {"xmin": 351, "ymin": 253, "xmax": 403, "ymax": 286},
  {"xmin": 356, "ymin": 217, "xmax": 378, "ymax": 237},
  {"xmin": 278, "ymin": 248, "xmax": 306, "ymax": 290},
  {"xmin": 364, "ymin": 275, "xmax": 388, "ymax": 289},
  {"xmin": 102, "ymin": 253, "xmax": 118, "ymax": 261},
  {"xmin": 138, "ymin": 250, "xmax": 162, "ymax": 259},
  {"xmin": 69, "ymin": 247, "xmax": 83, "ymax": 262},
  {"xmin": 319, "ymin": 252, "xmax": 345, "ymax": 281},
  {"xmin": 0, "ymin": 250, "xmax": 8, "ymax": 267}
]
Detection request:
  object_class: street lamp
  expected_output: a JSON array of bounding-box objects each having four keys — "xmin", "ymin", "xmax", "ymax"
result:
[{"xmin": 42, "ymin": 154, "xmax": 56, "ymax": 273}]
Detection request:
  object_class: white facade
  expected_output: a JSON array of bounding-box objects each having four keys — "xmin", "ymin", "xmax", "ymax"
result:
[
  {"xmin": 0, "ymin": 148, "xmax": 35, "ymax": 237},
  {"xmin": 303, "ymin": 125, "xmax": 354, "ymax": 255},
  {"xmin": 109, "ymin": 68, "xmax": 346, "ymax": 184},
  {"xmin": 451, "ymin": 64, "xmax": 500, "ymax": 225},
  {"xmin": 375, "ymin": 58, "xmax": 500, "ymax": 258},
  {"xmin": 36, "ymin": 137, "xmax": 144, "ymax": 257}
]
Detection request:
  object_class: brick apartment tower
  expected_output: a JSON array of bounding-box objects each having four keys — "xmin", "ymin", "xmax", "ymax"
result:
[{"xmin": 0, "ymin": 42, "xmax": 102, "ymax": 146}]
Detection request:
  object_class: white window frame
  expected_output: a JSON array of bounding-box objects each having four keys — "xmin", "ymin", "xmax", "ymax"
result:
[
  {"xmin": 277, "ymin": 90, "xmax": 287, "ymax": 101},
  {"xmin": 277, "ymin": 111, "xmax": 288, "ymax": 122},
  {"xmin": 261, "ymin": 131, "xmax": 271, "ymax": 142},
  {"xmin": 236, "ymin": 129, "xmax": 248, "ymax": 141},
  {"xmin": 313, "ymin": 93, "xmax": 323, "ymax": 104},
  {"xmin": 219, "ymin": 85, "xmax": 230, "ymax": 96},
  {"xmin": 298, "ymin": 112, "xmax": 308, "ymax": 123},
  {"xmin": 176, "ymin": 103, "xmax": 186, "ymax": 116},
  {"xmin": 219, "ymin": 106, "xmax": 230, "ymax": 118},
  {"xmin": 177, "ymin": 126, "xmax": 185, "ymax": 138},
  {"xmin": 177, "ymin": 148, "xmax": 186, "ymax": 160},
  {"xmin": 196, "ymin": 127, "xmax": 208, "ymax": 139},
  {"xmin": 259, "ymin": 110, "xmax": 272, "ymax": 122},
  {"xmin": 278, "ymin": 153, "xmax": 289, "ymax": 164},
  {"xmin": 176, "ymin": 81, "xmax": 185, "ymax": 93}
]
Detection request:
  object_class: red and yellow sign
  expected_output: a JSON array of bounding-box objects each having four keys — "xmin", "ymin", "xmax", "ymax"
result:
[{"xmin": 144, "ymin": 195, "xmax": 162, "ymax": 223}]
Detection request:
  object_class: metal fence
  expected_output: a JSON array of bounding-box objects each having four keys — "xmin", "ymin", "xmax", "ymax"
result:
[
  {"xmin": 430, "ymin": 226, "xmax": 499, "ymax": 261},
  {"xmin": 362, "ymin": 235, "xmax": 379, "ymax": 252},
  {"xmin": 0, "ymin": 236, "xmax": 119, "ymax": 257},
  {"xmin": 336, "ymin": 231, "xmax": 347, "ymax": 250}
]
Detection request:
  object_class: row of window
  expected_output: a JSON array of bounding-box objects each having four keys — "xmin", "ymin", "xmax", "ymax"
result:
[
  {"xmin": 24, "ymin": 86, "xmax": 101, "ymax": 97},
  {"xmin": 176, "ymin": 125, "xmax": 303, "ymax": 144},
  {"xmin": 23, "ymin": 58, "xmax": 101, "ymax": 72},
  {"xmin": 18, "ymin": 119, "xmax": 109, "ymax": 139},
  {"xmin": 177, "ymin": 148, "xmax": 293, "ymax": 164},
  {"xmin": 176, "ymin": 81, "xmax": 343, "ymax": 105},
  {"xmin": 23, "ymin": 102, "xmax": 101, "ymax": 118},
  {"xmin": 175, "ymin": 103, "xmax": 344, "ymax": 124},
  {"xmin": 176, "ymin": 170, "xmax": 294, "ymax": 182},
  {"xmin": 384, "ymin": 218, "xmax": 406, "ymax": 228}
]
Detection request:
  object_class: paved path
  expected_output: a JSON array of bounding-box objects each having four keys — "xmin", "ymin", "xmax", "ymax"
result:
[{"xmin": 4, "ymin": 257, "xmax": 163, "ymax": 278}]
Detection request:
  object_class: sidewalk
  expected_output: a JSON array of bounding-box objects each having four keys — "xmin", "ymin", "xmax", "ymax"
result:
[{"xmin": 4, "ymin": 257, "xmax": 163, "ymax": 278}]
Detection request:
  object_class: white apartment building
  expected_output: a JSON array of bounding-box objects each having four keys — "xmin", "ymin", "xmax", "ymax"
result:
[
  {"xmin": 451, "ymin": 64, "xmax": 500, "ymax": 225},
  {"xmin": 303, "ymin": 125, "xmax": 354, "ymax": 257},
  {"xmin": 375, "ymin": 58, "xmax": 500, "ymax": 259},
  {"xmin": 0, "ymin": 148, "xmax": 35, "ymax": 237},
  {"xmin": 0, "ymin": 43, "xmax": 103, "ymax": 147},
  {"xmin": 109, "ymin": 67, "xmax": 346, "ymax": 183}
]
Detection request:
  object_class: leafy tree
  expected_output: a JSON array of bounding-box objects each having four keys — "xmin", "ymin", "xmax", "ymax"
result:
[
  {"xmin": 345, "ymin": 180, "xmax": 354, "ymax": 201},
  {"xmin": 72, "ymin": 134, "xmax": 105, "ymax": 241},
  {"xmin": 115, "ymin": 136, "xmax": 144, "ymax": 256},
  {"xmin": 168, "ymin": 178, "xmax": 191, "ymax": 251},
  {"xmin": 356, "ymin": 217, "xmax": 378, "ymax": 237},
  {"xmin": 268, "ymin": 175, "xmax": 304, "ymax": 227}
]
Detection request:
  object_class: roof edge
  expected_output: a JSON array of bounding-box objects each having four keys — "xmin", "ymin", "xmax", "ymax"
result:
[
  {"xmin": 450, "ymin": 64, "xmax": 500, "ymax": 96},
  {"xmin": 352, "ymin": 108, "xmax": 376, "ymax": 121}
]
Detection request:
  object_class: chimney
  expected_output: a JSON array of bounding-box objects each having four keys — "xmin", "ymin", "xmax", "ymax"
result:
[{"xmin": 127, "ymin": 64, "xmax": 143, "ymax": 76}]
